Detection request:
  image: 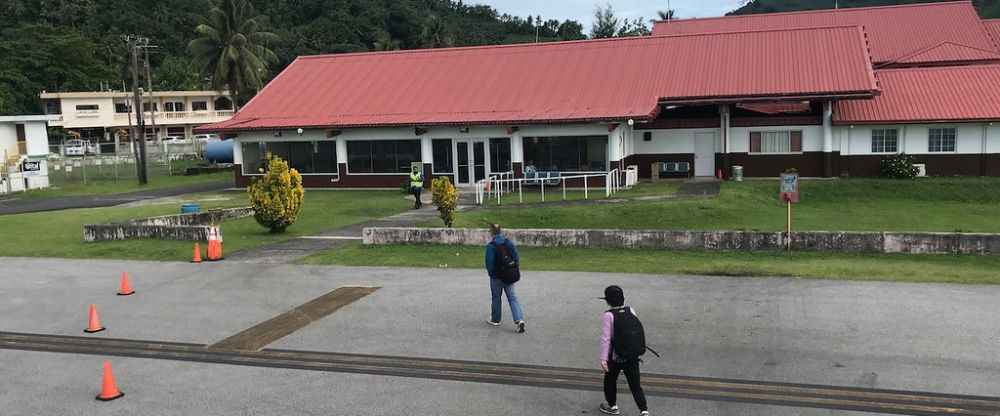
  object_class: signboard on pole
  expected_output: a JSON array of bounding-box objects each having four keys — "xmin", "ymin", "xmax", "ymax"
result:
[
  {"xmin": 779, "ymin": 172, "xmax": 799, "ymax": 203},
  {"xmin": 21, "ymin": 160, "xmax": 41, "ymax": 178}
]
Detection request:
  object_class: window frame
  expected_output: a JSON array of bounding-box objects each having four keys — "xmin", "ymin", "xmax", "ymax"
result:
[
  {"xmin": 927, "ymin": 127, "xmax": 957, "ymax": 153},
  {"xmin": 521, "ymin": 135, "xmax": 609, "ymax": 172},
  {"xmin": 345, "ymin": 139, "xmax": 422, "ymax": 175},
  {"xmin": 870, "ymin": 128, "xmax": 899, "ymax": 154},
  {"xmin": 749, "ymin": 130, "xmax": 803, "ymax": 155},
  {"xmin": 240, "ymin": 140, "xmax": 339, "ymax": 176}
]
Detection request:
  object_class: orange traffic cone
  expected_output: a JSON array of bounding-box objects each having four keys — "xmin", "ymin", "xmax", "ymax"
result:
[
  {"xmin": 95, "ymin": 360, "xmax": 124, "ymax": 401},
  {"xmin": 191, "ymin": 242, "xmax": 202, "ymax": 263},
  {"xmin": 84, "ymin": 304, "xmax": 105, "ymax": 333},
  {"xmin": 117, "ymin": 271, "xmax": 134, "ymax": 296}
]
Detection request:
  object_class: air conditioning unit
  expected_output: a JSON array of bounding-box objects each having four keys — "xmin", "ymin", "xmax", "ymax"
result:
[{"xmin": 913, "ymin": 163, "xmax": 927, "ymax": 177}]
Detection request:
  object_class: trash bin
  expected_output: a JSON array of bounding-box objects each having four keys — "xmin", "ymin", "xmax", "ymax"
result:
[
  {"xmin": 732, "ymin": 166, "xmax": 744, "ymax": 182},
  {"xmin": 181, "ymin": 203, "xmax": 200, "ymax": 214}
]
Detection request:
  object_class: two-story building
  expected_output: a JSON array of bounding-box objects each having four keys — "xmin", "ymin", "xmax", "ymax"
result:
[{"xmin": 40, "ymin": 90, "xmax": 234, "ymax": 153}]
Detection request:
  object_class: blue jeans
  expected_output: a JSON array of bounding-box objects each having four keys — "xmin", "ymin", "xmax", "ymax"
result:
[{"xmin": 490, "ymin": 278, "xmax": 523, "ymax": 324}]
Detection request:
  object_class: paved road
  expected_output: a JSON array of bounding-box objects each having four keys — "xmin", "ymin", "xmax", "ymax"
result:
[
  {"xmin": 1, "ymin": 257, "xmax": 997, "ymax": 415},
  {"xmin": 0, "ymin": 180, "xmax": 233, "ymax": 215}
]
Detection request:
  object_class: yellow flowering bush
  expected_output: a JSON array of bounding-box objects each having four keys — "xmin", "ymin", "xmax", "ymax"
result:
[
  {"xmin": 247, "ymin": 153, "xmax": 305, "ymax": 233},
  {"xmin": 431, "ymin": 176, "xmax": 458, "ymax": 227}
]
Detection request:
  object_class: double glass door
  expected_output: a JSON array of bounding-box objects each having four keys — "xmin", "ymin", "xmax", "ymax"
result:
[{"xmin": 455, "ymin": 139, "xmax": 488, "ymax": 185}]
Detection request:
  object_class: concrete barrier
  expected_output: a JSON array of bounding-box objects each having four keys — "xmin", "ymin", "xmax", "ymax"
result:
[
  {"xmin": 84, "ymin": 207, "xmax": 253, "ymax": 242},
  {"xmin": 362, "ymin": 227, "xmax": 1000, "ymax": 255}
]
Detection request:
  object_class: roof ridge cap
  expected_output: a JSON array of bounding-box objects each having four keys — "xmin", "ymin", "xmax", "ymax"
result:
[
  {"xmin": 653, "ymin": 1, "xmax": 971, "ymax": 25},
  {"xmin": 875, "ymin": 62, "xmax": 1000, "ymax": 73}
]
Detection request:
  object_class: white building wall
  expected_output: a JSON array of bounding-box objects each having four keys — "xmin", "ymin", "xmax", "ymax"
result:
[
  {"xmin": 632, "ymin": 128, "xmax": 722, "ymax": 154},
  {"xmin": 835, "ymin": 123, "xmax": 996, "ymax": 155},
  {"xmin": 24, "ymin": 122, "xmax": 50, "ymax": 155},
  {"xmin": 0, "ymin": 124, "xmax": 15, "ymax": 158}
]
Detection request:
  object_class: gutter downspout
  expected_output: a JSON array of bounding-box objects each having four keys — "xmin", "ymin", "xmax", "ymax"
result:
[
  {"xmin": 822, "ymin": 101, "xmax": 834, "ymax": 177},
  {"xmin": 720, "ymin": 104, "xmax": 730, "ymax": 179},
  {"xmin": 983, "ymin": 123, "xmax": 989, "ymax": 177}
]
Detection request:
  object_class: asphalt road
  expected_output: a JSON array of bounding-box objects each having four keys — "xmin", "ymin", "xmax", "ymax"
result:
[
  {"xmin": 1, "ymin": 257, "xmax": 997, "ymax": 415},
  {"xmin": 0, "ymin": 180, "xmax": 232, "ymax": 215}
]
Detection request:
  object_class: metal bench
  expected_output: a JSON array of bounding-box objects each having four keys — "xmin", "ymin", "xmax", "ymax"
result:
[
  {"xmin": 651, "ymin": 161, "xmax": 691, "ymax": 183},
  {"xmin": 524, "ymin": 171, "xmax": 562, "ymax": 186}
]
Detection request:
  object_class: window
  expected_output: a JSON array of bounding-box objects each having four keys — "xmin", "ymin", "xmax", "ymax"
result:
[
  {"xmin": 871, "ymin": 129, "xmax": 898, "ymax": 153},
  {"xmin": 214, "ymin": 97, "xmax": 233, "ymax": 111},
  {"xmin": 432, "ymin": 139, "xmax": 453, "ymax": 174},
  {"xmin": 44, "ymin": 100, "xmax": 61, "ymax": 115},
  {"xmin": 346, "ymin": 140, "xmax": 421, "ymax": 173},
  {"xmin": 522, "ymin": 136, "xmax": 608, "ymax": 172},
  {"xmin": 241, "ymin": 141, "xmax": 338, "ymax": 175},
  {"xmin": 489, "ymin": 137, "xmax": 511, "ymax": 172},
  {"xmin": 164, "ymin": 101, "xmax": 185, "ymax": 112},
  {"xmin": 142, "ymin": 102, "xmax": 158, "ymax": 112},
  {"xmin": 16, "ymin": 124, "xmax": 26, "ymax": 155},
  {"xmin": 749, "ymin": 131, "xmax": 802, "ymax": 153},
  {"xmin": 75, "ymin": 104, "xmax": 99, "ymax": 111},
  {"xmin": 114, "ymin": 102, "xmax": 132, "ymax": 113},
  {"xmin": 192, "ymin": 101, "xmax": 208, "ymax": 111},
  {"xmin": 928, "ymin": 128, "xmax": 956, "ymax": 152}
]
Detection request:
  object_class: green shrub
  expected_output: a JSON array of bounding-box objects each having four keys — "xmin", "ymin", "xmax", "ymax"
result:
[
  {"xmin": 879, "ymin": 153, "xmax": 919, "ymax": 179},
  {"xmin": 247, "ymin": 153, "xmax": 305, "ymax": 233},
  {"xmin": 431, "ymin": 176, "xmax": 458, "ymax": 227}
]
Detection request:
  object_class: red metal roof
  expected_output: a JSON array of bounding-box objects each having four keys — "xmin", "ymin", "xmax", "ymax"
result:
[
  {"xmin": 882, "ymin": 41, "xmax": 1000, "ymax": 67},
  {"xmin": 652, "ymin": 1, "xmax": 997, "ymax": 64},
  {"xmin": 200, "ymin": 26, "xmax": 878, "ymax": 132},
  {"xmin": 834, "ymin": 64, "xmax": 1000, "ymax": 124},
  {"xmin": 985, "ymin": 19, "xmax": 1000, "ymax": 46}
]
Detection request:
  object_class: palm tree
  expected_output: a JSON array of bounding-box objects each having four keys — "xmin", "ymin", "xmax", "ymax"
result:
[
  {"xmin": 657, "ymin": 9, "xmax": 675, "ymax": 21},
  {"xmin": 188, "ymin": 0, "xmax": 278, "ymax": 108},
  {"xmin": 374, "ymin": 36, "xmax": 401, "ymax": 51},
  {"xmin": 421, "ymin": 15, "xmax": 452, "ymax": 48}
]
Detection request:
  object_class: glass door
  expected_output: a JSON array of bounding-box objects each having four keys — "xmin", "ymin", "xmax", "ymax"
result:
[{"xmin": 454, "ymin": 139, "xmax": 490, "ymax": 185}]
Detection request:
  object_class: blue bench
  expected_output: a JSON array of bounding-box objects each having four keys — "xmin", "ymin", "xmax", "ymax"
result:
[{"xmin": 524, "ymin": 171, "xmax": 561, "ymax": 186}]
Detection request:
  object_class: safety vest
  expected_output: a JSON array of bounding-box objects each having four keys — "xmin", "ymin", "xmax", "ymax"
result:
[{"xmin": 410, "ymin": 172, "xmax": 423, "ymax": 188}]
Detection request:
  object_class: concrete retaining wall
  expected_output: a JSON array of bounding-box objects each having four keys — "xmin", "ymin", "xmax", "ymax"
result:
[
  {"xmin": 84, "ymin": 207, "xmax": 253, "ymax": 242},
  {"xmin": 362, "ymin": 227, "xmax": 1000, "ymax": 255}
]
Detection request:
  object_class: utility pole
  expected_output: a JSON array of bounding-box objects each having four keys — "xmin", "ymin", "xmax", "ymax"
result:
[
  {"xmin": 126, "ymin": 35, "xmax": 149, "ymax": 185},
  {"xmin": 143, "ymin": 45, "xmax": 159, "ymax": 141}
]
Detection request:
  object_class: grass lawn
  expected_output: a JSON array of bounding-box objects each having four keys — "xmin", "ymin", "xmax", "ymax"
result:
[
  {"xmin": 0, "ymin": 190, "xmax": 411, "ymax": 261},
  {"xmin": 2, "ymin": 159, "xmax": 232, "ymax": 199},
  {"xmin": 298, "ymin": 243, "xmax": 1000, "ymax": 285},
  {"xmin": 484, "ymin": 182, "xmax": 679, "ymax": 205},
  {"xmin": 452, "ymin": 178, "xmax": 1000, "ymax": 232}
]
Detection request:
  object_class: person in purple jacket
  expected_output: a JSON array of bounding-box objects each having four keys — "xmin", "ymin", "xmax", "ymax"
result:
[{"xmin": 599, "ymin": 285, "xmax": 649, "ymax": 416}]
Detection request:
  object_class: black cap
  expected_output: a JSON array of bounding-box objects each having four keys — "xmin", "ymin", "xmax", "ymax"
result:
[{"xmin": 600, "ymin": 285, "xmax": 624, "ymax": 307}]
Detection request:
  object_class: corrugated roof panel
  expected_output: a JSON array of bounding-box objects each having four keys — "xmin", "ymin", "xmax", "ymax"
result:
[
  {"xmin": 834, "ymin": 64, "xmax": 1000, "ymax": 123},
  {"xmin": 652, "ymin": 1, "xmax": 997, "ymax": 64},
  {"xmin": 202, "ymin": 26, "xmax": 877, "ymax": 132},
  {"xmin": 984, "ymin": 19, "xmax": 1000, "ymax": 48},
  {"xmin": 888, "ymin": 42, "xmax": 1000, "ymax": 65}
]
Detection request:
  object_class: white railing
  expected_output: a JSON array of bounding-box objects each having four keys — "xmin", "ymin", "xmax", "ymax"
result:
[{"xmin": 474, "ymin": 168, "xmax": 635, "ymax": 205}]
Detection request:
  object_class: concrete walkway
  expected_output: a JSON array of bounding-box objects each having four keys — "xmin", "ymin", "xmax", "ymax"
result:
[
  {"xmin": 0, "ymin": 180, "xmax": 233, "ymax": 215},
  {"xmin": 2, "ymin": 257, "xmax": 998, "ymax": 415}
]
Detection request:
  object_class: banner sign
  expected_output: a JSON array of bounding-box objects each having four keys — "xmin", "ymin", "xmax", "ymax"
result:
[{"xmin": 779, "ymin": 173, "xmax": 799, "ymax": 203}]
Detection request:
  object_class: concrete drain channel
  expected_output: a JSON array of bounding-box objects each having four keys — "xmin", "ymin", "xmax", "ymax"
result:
[{"xmin": 2, "ymin": 331, "xmax": 999, "ymax": 415}]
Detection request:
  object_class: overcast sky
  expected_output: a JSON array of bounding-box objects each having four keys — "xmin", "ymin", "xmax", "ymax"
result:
[{"xmin": 483, "ymin": 0, "xmax": 744, "ymax": 28}]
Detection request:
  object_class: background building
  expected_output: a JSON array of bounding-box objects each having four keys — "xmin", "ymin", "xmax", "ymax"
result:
[{"xmin": 0, "ymin": 115, "xmax": 59, "ymax": 193}]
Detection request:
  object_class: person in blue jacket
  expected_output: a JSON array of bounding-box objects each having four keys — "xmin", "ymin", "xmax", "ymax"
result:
[{"xmin": 485, "ymin": 223, "xmax": 525, "ymax": 333}]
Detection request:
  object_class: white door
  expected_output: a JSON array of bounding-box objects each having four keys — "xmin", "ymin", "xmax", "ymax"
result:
[{"xmin": 694, "ymin": 132, "xmax": 717, "ymax": 177}]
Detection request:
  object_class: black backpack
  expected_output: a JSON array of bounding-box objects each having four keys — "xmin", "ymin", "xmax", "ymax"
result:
[
  {"xmin": 490, "ymin": 239, "xmax": 521, "ymax": 284},
  {"xmin": 609, "ymin": 307, "xmax": 659, "ymax": 363}
]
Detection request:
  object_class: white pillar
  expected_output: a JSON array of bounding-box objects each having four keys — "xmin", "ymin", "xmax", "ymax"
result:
[
  {"xmin": 510, "ymin": 131, "xmax": 524, "ymax": 164},
  {"xmin": 608, "ymin": 124, "xmax": 623, "ymax": 163},
  {"xmin": 420, "ymin": 134, "xmax": 432, "ymax": 164}
]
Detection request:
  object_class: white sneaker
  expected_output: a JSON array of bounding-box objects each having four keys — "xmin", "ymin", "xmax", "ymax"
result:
[
  {"xmin": 599, "ymin": 403, "xmax": 620, "ymax": 415},
  {"xmin": 640, "ymin": 411, "xmax": 650, "ymax": 416},
  {"xmin": 516, "ymin": 321, "xmax": 525, "ymax": 333},
  {"xmin": 487, "ymin": 318, "xmax": 500, "ymax": 326}
]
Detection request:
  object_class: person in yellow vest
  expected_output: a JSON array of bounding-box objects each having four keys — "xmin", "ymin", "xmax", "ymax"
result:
[{"xmin": 409, "ymin": 165, "xmax": 425, "ymax": 209}]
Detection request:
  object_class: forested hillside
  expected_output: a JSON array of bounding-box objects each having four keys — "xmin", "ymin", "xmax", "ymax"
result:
[
  {"xmin": 0, "ymin": 0, "xmax": 586, "ymax": 115},
  {"xmin": 731, "ymin": 0, "xmax": 1000, "ymax": 17}
]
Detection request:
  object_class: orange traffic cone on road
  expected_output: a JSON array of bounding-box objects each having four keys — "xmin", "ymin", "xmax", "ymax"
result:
[
  {"xmin": 117, "ymin": 271, "xmax": 134, "ymax": 296},
  {"xmin": 95, "ymin": 360, "xmax": 124, "ymax": 401},
  {"xmin": 84, "ymin": 304, "xmax": 105, "ymax": 333},
  {"xmin": 191, "ymin": 242, "xmax": 202, "ymax": 263}
]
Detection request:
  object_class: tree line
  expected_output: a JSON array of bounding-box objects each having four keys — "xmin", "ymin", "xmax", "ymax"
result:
[{"xmin": 0, "ymin": 0, "xmax": 674, "ymax": 115}]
